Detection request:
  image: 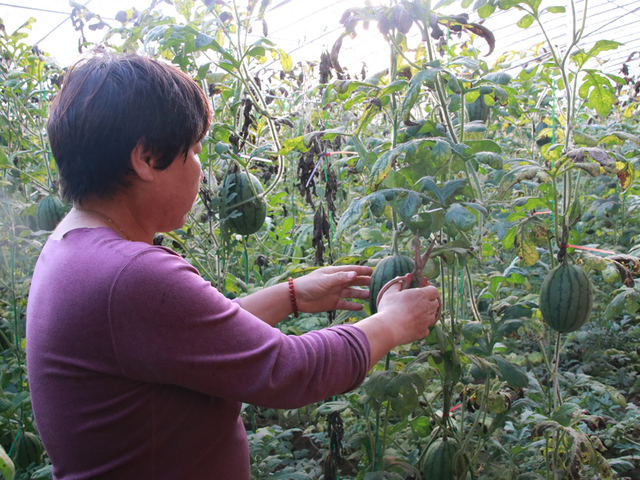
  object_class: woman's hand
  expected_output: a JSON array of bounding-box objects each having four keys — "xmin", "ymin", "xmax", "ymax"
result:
[
  {"xmin": 376, "ymin": 281, "xmax": 441, "ymax": 345},
  {"xmin": 294, "ymin": 266, "xmax": 373, "ymax": 313},
  {"xmin": 353, "ymin": 281, "xmax": 441, "ymax": 368}
]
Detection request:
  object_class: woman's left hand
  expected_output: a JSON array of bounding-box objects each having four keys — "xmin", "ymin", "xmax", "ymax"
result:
[{"xmin": 294, "ymin": 266, "xmax": 373, "ymax": 313}]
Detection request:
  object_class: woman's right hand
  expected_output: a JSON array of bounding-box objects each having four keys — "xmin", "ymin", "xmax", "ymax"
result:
[
  {"xmin": 377, "ymin": 281, "xmax": 441, "ymax": 345},
  {"xmin": 354, "ymin": 281, "xmax": 441, "ymax": 368}
]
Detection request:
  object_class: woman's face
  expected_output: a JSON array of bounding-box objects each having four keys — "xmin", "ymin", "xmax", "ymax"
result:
[{"xmin": 152, "ymin": 141, "xmax": 204, "ymax": 232}]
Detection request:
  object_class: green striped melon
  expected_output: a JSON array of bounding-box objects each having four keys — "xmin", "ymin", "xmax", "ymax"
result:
[
  {"xmin": 14, "ymin": 431, "xmax": 44, "ymax": 469},
  {"xmin": 421, "ymin": 438, "xmax": 466, "ymax": 480},
  {"xmin": 36, "ymin": 195, "xmax": 66, "ymax": 231},
  {"xmin": 224, "ymin": 172, "xmax": 267, "ymax": 236},
  {"xmin": 539, "ymin": 262, "xmax": 593, "ymax": 333},
  {"xmin": 369, "ymin": 254, "xmax": 416, "ymax": 315}
]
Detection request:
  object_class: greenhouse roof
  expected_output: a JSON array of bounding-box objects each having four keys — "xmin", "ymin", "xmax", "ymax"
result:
[{"xmin": 1, "ymin": 0, "xmax": 639, "ymax": 81}]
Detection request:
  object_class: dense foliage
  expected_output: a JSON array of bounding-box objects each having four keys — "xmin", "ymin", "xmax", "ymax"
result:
[{"xmin": 1, "ymin": 1, "xmax": 640, "ymax": 479}]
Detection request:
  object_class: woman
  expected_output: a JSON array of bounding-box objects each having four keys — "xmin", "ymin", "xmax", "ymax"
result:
[{"xmin": 26, "ymin": 54, "xmax": 441, "ymax": 479}]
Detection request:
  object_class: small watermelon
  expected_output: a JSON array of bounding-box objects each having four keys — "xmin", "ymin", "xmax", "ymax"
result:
[
  {"xmin": 14, "ymin": 431, "xmax": 44, "ymax": 469},
  {"xmin": 224, "ymin": 172, "xmax": 267, "ymax": 236},
  {"xmin": 421, "ymin": 438, "xmax": 467, "ymax": 480},
  {"xmin": 369, "ymin": 255, "xmax": 416, "ymax": 315},
  {"xmin": 35, "ymin": 195, "xmax": 66, "ymax": 231},
  {"xmin": 539, "ymin": 262, "xmax": 593, "ymax": 333}
]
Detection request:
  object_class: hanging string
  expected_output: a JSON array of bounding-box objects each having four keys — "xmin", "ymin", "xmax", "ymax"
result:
[
  {"xmin": 305, "ymin": 151, "xmax": 355, "ymax": 188},
  {"xmin": 325, "ymin": 156, "xmax": 334, "ymax": 250}
]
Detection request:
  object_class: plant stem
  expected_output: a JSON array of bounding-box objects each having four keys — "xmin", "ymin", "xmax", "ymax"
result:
[{"xmin": 553, "ymin": 331, "xmax": 563, "ymax": 408}]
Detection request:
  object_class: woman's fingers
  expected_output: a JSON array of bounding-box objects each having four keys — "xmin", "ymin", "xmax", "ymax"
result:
[
  {"xmin": 336, "ymin": 299, "xmax": 365, "ymax": 311},
  {"xmin": 341, "ymin": 287, "xmax": 370, "ymax": 300},
  {"xmin": 320, "ymin": 265, "xmax": 374, "ymax": 276}
]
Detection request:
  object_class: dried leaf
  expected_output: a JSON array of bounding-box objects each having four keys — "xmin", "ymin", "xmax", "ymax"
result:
[
  {"xmin": 330, "ymin": 33, "xmax": 345, "ymax": 73},
  {"xmin": 566, "ymin": 148, "xmax": 617, "ymax": 174}
]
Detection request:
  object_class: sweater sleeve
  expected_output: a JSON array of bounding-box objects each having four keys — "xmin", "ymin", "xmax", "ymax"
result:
[{"xmin": 108, "ymin": 247, "xmax": 371, "ymax": 408}]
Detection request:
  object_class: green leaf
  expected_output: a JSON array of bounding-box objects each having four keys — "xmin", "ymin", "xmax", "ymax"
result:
[
  {"xmin": 587, "ymin": 40, "xmax": 623, "ymax": 58},
  {"xmin": 417, "ymin": 177, "xmax": 467, "ymax": 204},
  {"xmin": 502, "ymin": 226, "xmax": 516, "ymax": 250},
  {"xmin": 431, "ymin": 139, "xmax": 452, "ymax": 164},
  {"xmin": 501, "ymin": 303, "xmax": 535, "ymax": 321},
  {"xmin": 461, "ymin": 322, "xmax": 484, "ymax": 341},
  {"xmin": 445, "ymin": 203, "xmax": 476, "ymax": 232},
  {"xmin": 0, "ymin": 147, "xmax": 9, "ymax": 168},
  {"xmin": 370, "ymin": 146, "xmax": 403, "ymax": 187},
  {"xmin": 551, "ymin": 402, "xmax": 580, "ymax": 427},
  {"xmin": 492, "ymin": 356, "xmax": 529, "ymax": 388},
  {"xmin": 0, "ymin": 445, "xmax": 14, "ymax": 480},
  {"xmin": 336, "ymin": 197, "xmax": 367, "ymax": 239},
  {"xmin": 482, "ymin": 72, "xmax": 512, "ymax": 86},
  {"xmin": 517, "ymin": 13, "xmax": 534, "ymax": 28},
  {"xmin": 604, "ymin": 287, "xmax": 640, "ymax": 319},
  {"xmin": 478, "ymin": 2, "xmax": 496, "ymax": 18},
  {"xmin": 496, "ymin": 165, "xmax": 542, "ymax": 199},
  {"xmin": 579, "ymin": 71, "xmax": 615, "ymax": 117},
  {"xmin": 573, "ymin": 131, "xmax": 599, "ymax": 147},
  {"xmin": 489, "ymin": 275, "xmax": 506, "ymax": 294},
  {"xmin": 398, "ymin": 192, "xmax": 422, "ymax": 224},
  {"xmin": 450, "ymin": 57, "xmax": 480, "ymax": 72},
  {"xmin": 496, "ymin": 319, "xmax": 524, "ymax": 337},
  {"xmin": 400, "ymin": 80, "xmax": 422, "ymax": 124},
  {"xmin": 464, "ymin": 139, "xmax": 502, "ymax": 154},
  {"xmin": 545, "ymin": 6, "xmax": 565, "ymax": 13}
]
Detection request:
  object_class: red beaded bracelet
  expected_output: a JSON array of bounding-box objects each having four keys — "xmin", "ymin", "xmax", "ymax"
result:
[{"xmin": 288, "ymin": 277, "xmax": 299, "ymax": 318}]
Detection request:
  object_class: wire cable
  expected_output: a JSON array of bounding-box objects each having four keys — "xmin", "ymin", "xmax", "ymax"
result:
[
  {"xmin": 0, "ymin": 3, "xmax": 77, "ymax": 16},
  {"xmin": 267, "ymin": 0, "xmax": 347, "ymax": 37},
  {"xmin": 34, "ymin": 0, "xmax": 94, "ymax": 46}
]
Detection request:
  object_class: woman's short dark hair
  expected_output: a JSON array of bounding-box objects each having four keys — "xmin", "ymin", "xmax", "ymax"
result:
[{"xmin": 47, "ymin": 53, "xmax": 212, "ymax": 203}]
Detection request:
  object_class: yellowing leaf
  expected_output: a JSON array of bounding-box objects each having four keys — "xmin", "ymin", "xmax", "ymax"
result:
[
  {"xmin": 278, "ymin": 49, "xmax": 293, "ymax": 72},
  {"xmin": 616, "ymin": 160, "xmax": 635, "ymax": 190}
]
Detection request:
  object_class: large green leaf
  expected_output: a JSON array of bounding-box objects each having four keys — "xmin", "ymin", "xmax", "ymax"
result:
[
  {"xmin": 370, "ymin": 145, "xmax": 404, "ymax": 187},
  {"xmin": 464, "ymin": 139, "xmax": 502, "ymax": 154},
  {"xmin": 445, "ymin": 203, "xmax": 476, "ymax": 231},
  {"xmin": 336, "ymin": 197, "xmax": 367, "ymax": 239},
  {"xmin": 417, "ymin": 177, "xmax": 467, "ymax": 204},
  {"xmin": 492, "ymin": 356, "xmax": 529, "ymax": 388},
  {"xmin": 579, "ymin": 71, "xmax": 615, "ymax": 117},
  {"xmin": 431, "ymin": 139, "xmax": 452, "ymax": 164},
  {"xmin": 496, "ymin": 165, "xmax": 542, "ymax": 199}
]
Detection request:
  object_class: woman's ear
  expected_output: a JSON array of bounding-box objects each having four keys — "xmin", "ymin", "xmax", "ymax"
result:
[{"xmin": 130, "ymin": 141, "xmax": 157, "ymax": 182}]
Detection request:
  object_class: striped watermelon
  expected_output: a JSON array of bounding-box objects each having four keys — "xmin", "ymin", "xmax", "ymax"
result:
[
  {"xmin": 421, "ymin": 438, "xmax": 466, "ymax": 480},
  {"xmin": 36, "ymin": 195, "xmax": 66, "ymax": 231},
  {"xmin": 539, "ymin": 262, "xmax": 593, "ymax": 333},
  {"xmin": 14, "ymin": 431, "xmax": 44, "ymax": 469},
  {"xmin": 369, "ymin": 255, "xmax": 416, "ymax": 315},
  {"xmin": 224, "ymin": 172, "xmax": 267, "ymax": 235}
]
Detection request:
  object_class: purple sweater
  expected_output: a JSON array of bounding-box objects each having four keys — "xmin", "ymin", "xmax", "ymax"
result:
[{"xmin": 26, "ymin": 227, "xmax": 370, "ymax": 479}]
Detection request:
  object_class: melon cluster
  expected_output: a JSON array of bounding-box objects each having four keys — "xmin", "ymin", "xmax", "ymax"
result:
[
  {"xmin": 223, "ymin": 172, "xmax": 267, "ymax": 235},
  {"xmin": 539, "ymin": 261, "xmax": 593, "ymax": 333}
]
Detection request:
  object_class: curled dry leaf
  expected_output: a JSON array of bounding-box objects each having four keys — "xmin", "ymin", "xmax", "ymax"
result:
[{"xmin": 330, "ymin": 33, "xmax": 345, "ymax": 74}]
